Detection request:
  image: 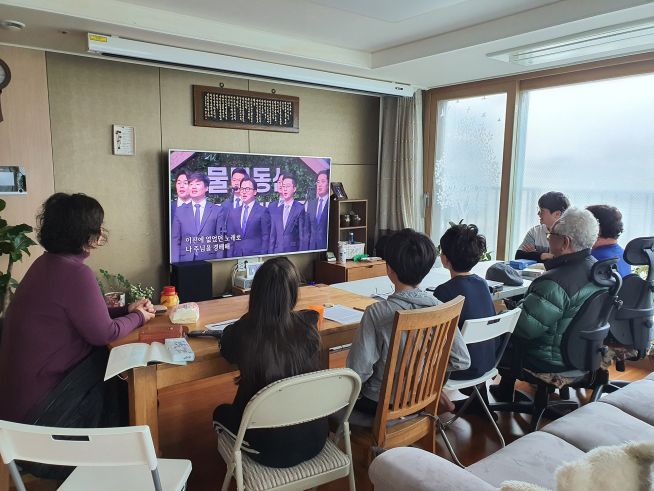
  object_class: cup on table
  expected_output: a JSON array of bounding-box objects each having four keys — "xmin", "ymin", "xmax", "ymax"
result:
[{"xmin": 306, "ymin": 304, "xmax": 325, "ymax": 329}]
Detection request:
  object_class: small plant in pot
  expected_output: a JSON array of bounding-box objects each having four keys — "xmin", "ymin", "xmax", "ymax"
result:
[
  {"xmin": 97, "ymin": 269, "xmax": 155, "ymax": 308},
  {"xmin": 0, "ymin": 198, "xmax": 37, "ymax": 314}
]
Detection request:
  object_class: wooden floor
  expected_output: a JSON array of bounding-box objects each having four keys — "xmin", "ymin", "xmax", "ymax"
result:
[{"xmin": 11, "ymin": 355, "xmax": 653, "ymax": 491}]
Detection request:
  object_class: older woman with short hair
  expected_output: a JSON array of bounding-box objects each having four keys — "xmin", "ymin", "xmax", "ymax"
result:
[{"xmin": 493, "ymin": 208, "xmax": 602, "ymax": 399}]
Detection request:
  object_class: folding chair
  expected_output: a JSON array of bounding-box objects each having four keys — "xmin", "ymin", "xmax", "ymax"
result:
[
  {"xmin": 217, "ymin": 368, "xmax": 361, "ymax": 491},
  {"xmin": 0, "ymin": 421, "xmax": 191, "ymax": 491},
  {"xmin": 439, "ymin": 308, "xmax": 521, "ymax": 467}
]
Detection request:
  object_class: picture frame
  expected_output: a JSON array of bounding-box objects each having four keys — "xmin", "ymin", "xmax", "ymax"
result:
[{"xmin": 330, "ymin": 181, "xmax": 348, "ymax": 200}]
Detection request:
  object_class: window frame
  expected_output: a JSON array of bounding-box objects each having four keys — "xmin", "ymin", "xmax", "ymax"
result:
[{"xmin": 423, "ymin": 51, "xmax": 654, "ymax": 259}]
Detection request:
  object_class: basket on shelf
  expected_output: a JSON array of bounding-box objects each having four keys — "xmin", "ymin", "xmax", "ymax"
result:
[{"xmin": 338, "ymin": 241, "xmax": 365, "ymax": 260}]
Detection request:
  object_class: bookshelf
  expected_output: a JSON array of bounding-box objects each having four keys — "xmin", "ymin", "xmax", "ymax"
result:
[{"xmin": 328, "ymin": 199, "xmax": 368, "ymax": 254}]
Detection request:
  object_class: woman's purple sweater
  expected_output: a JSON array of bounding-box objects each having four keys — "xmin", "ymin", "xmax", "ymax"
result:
[{"xmin": 0, "ymin": 252, "xmax": 144, "ymax": 422}]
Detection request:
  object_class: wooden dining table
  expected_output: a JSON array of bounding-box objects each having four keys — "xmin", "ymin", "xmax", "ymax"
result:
[{"xmin": 110, "ymin": 284, "xmax": 376, "ymax": 453}]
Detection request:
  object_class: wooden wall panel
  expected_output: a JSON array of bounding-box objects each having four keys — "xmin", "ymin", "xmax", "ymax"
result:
[
  {"xmin": 0, "ymin": 46, "xmax": 54, "ymax": 281},
  {"xmin": 47, "ymin": 54, "xmax": 164, "ymax": 290}
]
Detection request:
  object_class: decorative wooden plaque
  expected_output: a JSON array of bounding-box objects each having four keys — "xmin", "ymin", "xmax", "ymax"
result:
[{"xmin": 193, "ymin": 85, "xmax": 299, "ymax": 133}]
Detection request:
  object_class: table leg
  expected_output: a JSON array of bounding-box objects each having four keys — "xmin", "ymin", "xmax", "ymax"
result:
[
  {"xmin": 127, "ymin": 365, "xmax": 159, "ymax": 454},
  {"xmin": 0, "ymin": 461, "xmax": 9, "ymax": 491}
]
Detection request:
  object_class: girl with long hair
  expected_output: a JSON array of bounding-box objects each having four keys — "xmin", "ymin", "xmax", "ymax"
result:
[{"xmin": 213, "ymin": 257, "xmax": 327, "ymax": 467}]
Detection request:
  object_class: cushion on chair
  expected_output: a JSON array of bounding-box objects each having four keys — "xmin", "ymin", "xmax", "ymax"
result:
[
  {"xmin": 598, "ymin": 379, "xmax": 654, "ymax": 425},
  {"xmin": 217, "ymin": 432, "xmax": 350, "ymax": 491},
  {"xmin": 540, "ymin": 402, "xmax": 654, "ymax": 452},
  {"xmin": 467, "ymin": 432, "xmax": 584, "ymax": 489},
  {"xmin": 369, "ymin": 447, "xmax": 496, "ymax": 491}
]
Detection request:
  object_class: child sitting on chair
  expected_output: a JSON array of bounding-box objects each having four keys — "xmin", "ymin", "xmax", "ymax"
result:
[
  {"xmin": 434, "ymin": 223, "xmax": 497, "ymax": 381},
  {"xmin": 346, "ymin": 228, "xmax": 470, "ymax": 414}
]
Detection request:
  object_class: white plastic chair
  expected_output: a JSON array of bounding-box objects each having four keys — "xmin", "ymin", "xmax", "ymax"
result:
[
  {"xmin": 0, "ymin": 422, "xmax": 191, "ymax": 491},
  {"xmin": 217, "ymin": 368, "xmax": 361, "ymax": 491},
  {"xmin": 439, "ymin": 308, "xmax": 521, "ymax": 467}
]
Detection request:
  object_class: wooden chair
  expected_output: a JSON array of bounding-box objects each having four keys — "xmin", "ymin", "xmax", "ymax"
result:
[{"xmin": 350, "ymin": 296, "xmax": 464, "ymax": 462}]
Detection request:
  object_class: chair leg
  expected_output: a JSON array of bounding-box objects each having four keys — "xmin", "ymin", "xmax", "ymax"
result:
[
  {"xmin": 436, "ymin": 420, "xmax": 465, "ymax": 468},
  {"xmin": 234, "ymin": 451, "xmax": 244, "ymax": 491},
  {"xmin": 441, "ymin": 393, "xmax": 476, "ymax": 427},
  {"xmin": 473, "ymin": 386, "xmax": 505, "ymax": 448},
  {"xmin": 221, "ymin": 466, "xmax": 233, "ymax": 491},
  {"xmin": 342, "ymin": 423, "xmax": 357, "ymax": 491},
  {"xmin": 530, "ymin": 385, "xmax": 550, "ymax": 432}
]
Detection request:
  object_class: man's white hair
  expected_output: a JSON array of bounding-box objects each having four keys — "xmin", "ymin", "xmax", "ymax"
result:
[{"xmin": 552, "ymin": 207, "xmax": 599, "ymax": 252}]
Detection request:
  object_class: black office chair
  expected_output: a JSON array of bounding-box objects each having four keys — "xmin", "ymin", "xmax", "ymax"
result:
[
  {"xmin": 591, "ymin": 237, "xmax": 654, "ymax": 401},
  {"xmin": 490, "ymin": 258, "xmax": 622, "ymax": 431}
]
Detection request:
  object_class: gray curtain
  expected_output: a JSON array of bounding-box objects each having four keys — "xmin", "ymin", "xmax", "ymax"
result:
[{"xmin": 377, "ymin": 90, "xmax": 424, "ymax": 240}]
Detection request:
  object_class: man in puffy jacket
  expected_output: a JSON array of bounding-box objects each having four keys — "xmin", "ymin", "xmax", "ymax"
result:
[{"xmin": 492, "ymin": 207, "xmax": 601, "ymax": 400}]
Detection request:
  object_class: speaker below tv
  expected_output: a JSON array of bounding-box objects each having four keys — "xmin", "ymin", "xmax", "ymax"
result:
[{"xmin": 171, "ymin": 260, "xmax": 213, "ymax": 303}]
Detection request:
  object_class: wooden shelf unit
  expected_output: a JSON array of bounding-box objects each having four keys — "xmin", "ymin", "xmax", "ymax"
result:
[
  {"xmin": 315, "ymin": 259, "xmax": 387, "ymax": 284},
  {"xmin": 328, "ymin": 199, "xmax": 368, "ymax": 254}
]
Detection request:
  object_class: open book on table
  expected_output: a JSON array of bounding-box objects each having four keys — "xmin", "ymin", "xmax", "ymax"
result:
[{"xmin": 105, "ymin": 341, "xmax": 189, "ymax": 381}]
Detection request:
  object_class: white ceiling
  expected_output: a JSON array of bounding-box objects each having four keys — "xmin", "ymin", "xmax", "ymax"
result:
[{"xmin": 1, "ymin": 0, "xmax": 654, "ymax": 90}]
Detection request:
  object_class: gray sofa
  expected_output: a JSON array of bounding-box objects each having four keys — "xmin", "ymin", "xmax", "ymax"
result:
[{"xmin": 369, "ymin": 373, "xmax": 654, "ymax": 490}]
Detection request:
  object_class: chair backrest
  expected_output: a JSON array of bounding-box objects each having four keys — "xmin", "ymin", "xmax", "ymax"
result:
[
  {"xmin": 611, "ymin": 236, "xmax": 654, "ymax": 356},
  {"xmin": 373, "ymin": 296, "xmax": 464, "ymax": 445},
  {"xmin": 561, "ymin": 259, "xmax": 622, "ymax": 371},
  {"xmin": 233, "ymin": 368, "xmax": 361, "ymax": 449},
  {"xmin": 460, "ymin": 308, "xmax": 521, "ymax": 371},
  {"xmin": 0, "ymin": 422, "xmax": 158, "ymax": 470}
]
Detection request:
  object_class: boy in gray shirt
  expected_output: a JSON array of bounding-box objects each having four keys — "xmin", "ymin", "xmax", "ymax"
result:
[{"xmin": 347, "ymin": 228, "xmax": 470, "ymax": 414}]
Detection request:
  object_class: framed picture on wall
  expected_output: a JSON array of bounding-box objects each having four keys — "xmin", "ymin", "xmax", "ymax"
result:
[
  {"xmin": 112, "ymin": 124, "xmax": 135, "ymax": 156},
  {"xmin": 330, "ymin": 182, "xmax": 348, "ymax": 200}
]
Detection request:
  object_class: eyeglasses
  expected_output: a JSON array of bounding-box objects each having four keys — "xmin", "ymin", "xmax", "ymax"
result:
[
  {"xmin": 546, "ymin": 232, "xmax": 565, "ymax": 240},
  {"xmin": 240, "ymin": 187, "xmax": 254, "ymax": 192}
]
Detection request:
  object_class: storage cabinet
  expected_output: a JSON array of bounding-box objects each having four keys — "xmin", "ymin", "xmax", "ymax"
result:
[
  {"xmin": 315, "ymin": 260, "xmax": 386, "ymax": 285},
  {"xmin": 328, "ymin": 199, "xmax": 368, "ymax": 254}
]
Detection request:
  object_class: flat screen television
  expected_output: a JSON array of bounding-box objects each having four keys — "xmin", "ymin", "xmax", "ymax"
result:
[{"xmin": 169, "ymin": 149, "xmax": 331, "ymax": 264}]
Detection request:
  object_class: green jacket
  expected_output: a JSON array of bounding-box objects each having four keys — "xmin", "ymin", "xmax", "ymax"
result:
[{"xmin": 515, "ymin": 249, "xmax": 603, "ymax": 369}]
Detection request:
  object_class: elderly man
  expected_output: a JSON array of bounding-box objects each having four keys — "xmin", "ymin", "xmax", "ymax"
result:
[{"xmin": 493, "ymin": 207, "xmax": 601, "ymax": 400}]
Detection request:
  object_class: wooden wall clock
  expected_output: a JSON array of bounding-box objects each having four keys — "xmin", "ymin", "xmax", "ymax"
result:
[{"xmin": 0, "ymin": 58, "xmax": 11, "ymax": 123}]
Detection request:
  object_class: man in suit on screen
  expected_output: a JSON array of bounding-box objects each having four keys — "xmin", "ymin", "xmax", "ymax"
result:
[
  {"xmin": 171, "ymin": 172, "xmax": 224, "ymax": 262},
  {"xmin": 170, "ymin": 170, "xmax": 191, "ymax": 222},
  {"xmin": 269, "ymin": 174, "xmax": 305, "ymax": 253},
  {"xmin": 305, "ymin": 169, "xmax": 330, "ymax": 251},
  {"xmin": 226, "ymin": 177, "xmax": 271, "ymax": 257}
]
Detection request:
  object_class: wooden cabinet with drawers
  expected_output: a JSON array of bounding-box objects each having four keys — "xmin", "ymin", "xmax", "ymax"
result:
[{"xmin": 315, "ymin": 260, "xmax": 386, "ymax": 285}]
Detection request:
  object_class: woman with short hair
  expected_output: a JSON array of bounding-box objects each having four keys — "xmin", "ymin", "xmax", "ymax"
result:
[
  {"xmin": 213, "ymin": 257, "xmax": 327, "ymax": 468},
  {"xmin": 0, "ymin": 193, "xmax": 155, "ymax": 425}
]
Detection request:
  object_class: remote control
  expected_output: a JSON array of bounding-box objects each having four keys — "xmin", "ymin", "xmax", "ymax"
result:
[{"xmin": 165, "ymin": 337, "xmax": 195, "ymax": 362}]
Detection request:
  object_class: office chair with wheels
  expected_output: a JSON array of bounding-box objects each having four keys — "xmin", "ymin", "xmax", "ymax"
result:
[
  {"xmin": 216, "ymin": 368, "xmax": 361, "ymax": 491},
  {"xmin": 490, "ymin": 258, "xmax": 622, "ymax": 431},
  {"xmin": 439, "ymin": 308, "xmax": 521, "ymax": 467},
  {"xmin": 0, "ymin": 421, "xmax": 191, "ymax": 491},
  {"xmin": 591, "ymin": 236, "xmax": 654, "ymax": 401}
]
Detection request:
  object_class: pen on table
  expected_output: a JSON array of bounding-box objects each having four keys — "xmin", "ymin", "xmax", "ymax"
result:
[{"xmin": 352, "ymin": 306, "xmax": 366, "ymax": 312}]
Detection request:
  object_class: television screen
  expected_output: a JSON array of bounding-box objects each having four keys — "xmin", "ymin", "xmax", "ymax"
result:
[{"xmin": 169, "ymin": 149, "xmax": 331, "ymax": 264}]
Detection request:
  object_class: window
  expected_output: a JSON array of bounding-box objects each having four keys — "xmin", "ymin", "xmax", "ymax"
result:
[
  {"xmin": 511, "ymin": 73, "xmax": 654, "ymax": 253},
  {"xmin": 432, "ymin": 94, "xmax": 507, "ymax": 254}
]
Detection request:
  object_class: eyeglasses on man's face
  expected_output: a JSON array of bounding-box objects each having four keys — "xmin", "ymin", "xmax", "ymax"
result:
[
  {"xmin": 240, "ymin": 187, "xmax": 255, "ymax": 192},
  {"xmin": 546, "ymin": 232, "xmax": 565, "ymax": 240}
]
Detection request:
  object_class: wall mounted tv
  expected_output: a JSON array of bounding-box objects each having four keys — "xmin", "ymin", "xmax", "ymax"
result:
[{"xmin": 169, "ymin": 149, "xmax": 331, "ymax": 264}]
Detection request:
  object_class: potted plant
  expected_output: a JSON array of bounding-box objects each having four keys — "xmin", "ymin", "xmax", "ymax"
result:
[
  {"xmin": 0, "ymin": 198, "xmax": 37, "ymax": 314},
  {"xmin": 97, "ymin": 269, "xmax": 155, "ymax": 307}
]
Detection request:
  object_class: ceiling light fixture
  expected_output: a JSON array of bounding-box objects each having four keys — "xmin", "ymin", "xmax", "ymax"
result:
[
  {"xmin": 488, "ymin": 19, "xmax": 654, "ymax": 66},
  {"xmin": 0, "ymin": 20, "xmax": 26, "ymax": 31}
]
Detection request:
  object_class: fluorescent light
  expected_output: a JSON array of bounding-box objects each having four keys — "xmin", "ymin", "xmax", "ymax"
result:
[
  {"xmin": 87, "ymin": 33, "xmax": 417, "ymax": 97},
  {"xmin": 488, "ymin": 19, "xmax": 654, "ymax": 66}
]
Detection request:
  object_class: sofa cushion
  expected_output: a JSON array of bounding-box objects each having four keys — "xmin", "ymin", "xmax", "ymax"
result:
[
  {"xmin": 646, "ymin": 372, "xmax": 654, "ymax": 382},
  {"xmin": 599, "ymin": 379, "xmax": 654, "ymax": 425},
  {"xmin": 467, "ymin": 432, "xmax": 583, "ymax": 489},
  {"xmin": 369, "ymin": 447, "xmax": 496, "ymax": 491},
  {"xmin": 541, "ymin": 402, "xmax": 654, "ymax": 452}
]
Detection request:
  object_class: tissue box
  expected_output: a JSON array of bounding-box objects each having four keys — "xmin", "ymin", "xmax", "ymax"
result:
[
  {"xmin": 510, "ymin": 259, "xmax": 537, "ymax": 270},
  {"xmin": 169, "ymin": 302, "xmax": 200, "ymax": 324}
]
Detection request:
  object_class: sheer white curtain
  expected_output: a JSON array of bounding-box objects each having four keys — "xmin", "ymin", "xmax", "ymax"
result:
[{"xmin": 377, "ymin": 90, "xmax": 424, "ymax": 238}]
